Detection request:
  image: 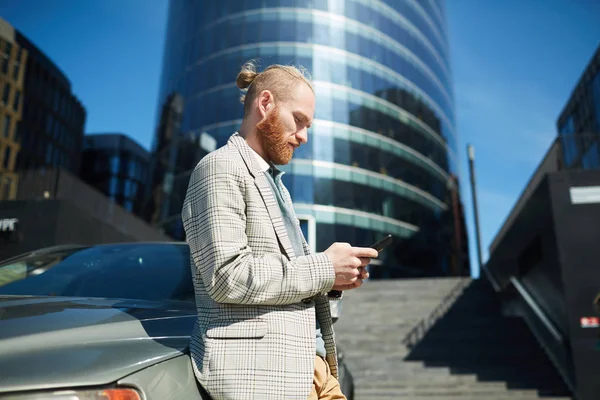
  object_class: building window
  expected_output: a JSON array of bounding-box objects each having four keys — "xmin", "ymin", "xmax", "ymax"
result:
[
  {"xmin": 59, "ymin": 126, "xmax": 65, "ymax": 147},
  {"xmin": 128, "ymin": 160, "xmax": 136, "ymax": 178},
  {"xmin": 582, "ymin": 142, "xmax": 600, "ymax": 169},
  {"xmin": 110, "ymin": 155, "xmax": 120, "ymax": 174},
  {"xmin": 559, "ymin": 115, "xmax": 575, "ymax": 135},
  {"xmin": 46, "ymin": 143, "xmax": 53, "ymax": 164},
  {"xmin": 12, "ymin": 90, "xmax": 20, "ymax": 112},
  {"xmin": 46, "ymin": 115, "xmax": 53, "ymax": 136},
  {"xmin": 1, "ymin": 55, "xmax": 8, "ymax": 74},
  {"xmin": 13, "ymin": 48, "xmax": 22, "ymax": 79},
  {"xmin": 124, "ymin": 200, "xmax": 133, "ymax": 212},
  {"xmin": 2, "ymin": 82, "xmax": 9, "ymax": 104},
  {"xmin": 52, "ymin": 121, "xmax": 58, "ymax": 140},
  {"xmin": 124, "ymin": 179, "xmax": 132, "ymax": 197},
  {"xmin": 94, "ymin": 158, "xmax": 105, "ymax": 174},
  {"xmin": 2, "ymin": 114, "xmax": 11, "ymax": 138},
  {"xmin": 53, "ymin": 148, "xmax": 60, "ymax": 166},
  {"xmin": 593, "ymin": 71, "xmax": 600, "ymax": 132},
  {"xmin": 109, "ymin": 177, "xmax": 119, "ymax": 196},
  {"xmin": 3, "ymin": 146, "xmax": 11, "ymax": 169},
  {"xmin": 3, "ymin": 42, "xmax": 11, "ymax": 58},
  {"xmin": 14, "ymin": 125, "xmax": 21, "ymax": 143},
  {"xmin": 12, "ymin": 61, "xmax": 19, "ymax": 81},
  {"xmin": 1, "ymin": 175, "xmax": 12, "ymax": 200}
]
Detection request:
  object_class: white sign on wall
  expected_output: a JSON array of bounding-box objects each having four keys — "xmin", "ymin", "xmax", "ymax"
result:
[
  {"xmin": 570, "ymin": 186, "xmax": 600, "ymax": 204},
  {"xmin": 0, "ymin": 218, "xmax": 18, "ymax": 232}
]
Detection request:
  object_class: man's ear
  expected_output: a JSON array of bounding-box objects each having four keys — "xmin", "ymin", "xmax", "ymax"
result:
[{"xmin": 257, "ymin": 90, "xmax": 273, "ymax": 118}]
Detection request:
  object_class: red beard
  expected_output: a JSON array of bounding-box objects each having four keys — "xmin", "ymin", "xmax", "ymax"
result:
[{"xmin": 256, "ymin": 106, "xmax": 295, "ymax": 165}]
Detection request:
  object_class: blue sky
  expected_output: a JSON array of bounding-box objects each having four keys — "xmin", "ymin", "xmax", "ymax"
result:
[
  {"xmin": 1, "ymin": 1, "xmax": 599, "ymax": 277},
  {"xmin": 446, "ymin": 0, "xmax": 600, "ymax": 275}
]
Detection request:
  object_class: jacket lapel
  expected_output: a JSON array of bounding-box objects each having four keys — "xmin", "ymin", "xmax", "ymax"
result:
[{"xmin": 229, "ymin": 133, "xmax": 296, "ymax": 260}]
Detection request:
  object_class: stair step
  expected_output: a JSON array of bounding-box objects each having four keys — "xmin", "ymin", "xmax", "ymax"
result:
[
  {"xmin": 357, "ymin": 382, "xmax": 508, "ymax": 390},
  {"xmin": 447, "ymin": 365, "xmax": 565, "ymax": 376},
  {"xmin": 355, "ymin": 387, "xmax": 564, "ymax": 397},
  {"xmin": 419, "ymin": 332, "xmax": 542, "ymax": 341},
  {"xmin": 348, "ymin": 376, "xmax": 483, "ymax": 386},
  {"xmin": 353, "ymin": 393, "xmax": 571, "ymax": 400},
  {"xmin": 426, "ymin": 318, "xmax": 528, "ymax": 327},
  {"xmin": 405, "ymin": 347, "xmax": 548, "ymax": 357},
  {"xmin": 335, "ymin": 278, "xmax": 572, "ymax": 400}
]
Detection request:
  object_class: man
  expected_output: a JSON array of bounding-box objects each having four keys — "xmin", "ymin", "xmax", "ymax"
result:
[{"xmin": 182, "ymin": 61, "xmax": 378, "ymax": 400}]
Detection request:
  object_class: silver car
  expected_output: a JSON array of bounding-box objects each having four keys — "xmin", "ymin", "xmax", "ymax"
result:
[{"xmin": 0, "ymin": 243, "xmax": 353, "ymax": 400}]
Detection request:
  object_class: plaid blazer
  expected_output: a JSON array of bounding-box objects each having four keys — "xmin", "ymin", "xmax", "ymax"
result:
[{"xmin": 182, "ymin": 133, "xmax": 340, "ymax": 400}]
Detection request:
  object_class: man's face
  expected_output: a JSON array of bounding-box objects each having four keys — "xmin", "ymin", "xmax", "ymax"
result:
[{"xmin": 256, "ymin": 83, "xmax": 315, "ymax": 165}]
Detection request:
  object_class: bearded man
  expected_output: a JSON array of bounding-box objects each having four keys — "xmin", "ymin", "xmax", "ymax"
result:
[{"xmin": 182, "ymin": 61, "xmax": 378, "ymax": 400}]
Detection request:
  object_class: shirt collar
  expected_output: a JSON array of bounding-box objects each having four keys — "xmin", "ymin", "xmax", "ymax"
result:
[{"xmin": 248, "ymin": 144, "xmax": 271, "ymax": 173}]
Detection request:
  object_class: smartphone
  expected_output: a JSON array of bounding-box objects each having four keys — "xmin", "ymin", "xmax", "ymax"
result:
[{"xmin": 370, "ymin": 234, "xmax": 393, "ymax": 252}]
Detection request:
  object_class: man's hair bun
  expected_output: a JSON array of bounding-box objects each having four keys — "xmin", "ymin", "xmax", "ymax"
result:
[{"xmin": 236, "ymin": 60, "xmax": 259, "ymax": 90}]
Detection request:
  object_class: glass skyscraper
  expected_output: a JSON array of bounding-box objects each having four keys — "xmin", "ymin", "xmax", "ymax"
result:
[{"xmin": 151, "ymin": 0, "xmax": 468, "ymax": 277}]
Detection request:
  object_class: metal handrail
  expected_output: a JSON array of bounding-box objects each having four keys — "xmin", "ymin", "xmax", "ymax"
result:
[
  {"xmin": 509, "ymin": 276, "xmax": 574, "ymax": 393},
  {"xmin": 509, "ymin": 276, "xmax": 563, "ymax": 343},
  {"xmin": 402, "ymin": 278, "xmax": 469, "ymax": 348},
  {"xmin": 481, "ymin": 264, "xmax": 501, "ymax": 292}
]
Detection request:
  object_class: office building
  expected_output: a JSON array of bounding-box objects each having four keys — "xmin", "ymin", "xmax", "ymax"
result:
[
  {"xmin": 0, "ymin": 18, "xmax": 86, "ymax": 178},
  {"xmin": 150, "ymin": 0, "xmax": 467, "ymax": 276},
  {"xmin": 557, "ymin": 45, "xmax": 600, "ymax": 169},
  {"xmin": 485, "ymin": 136, "xmax": 600, "ymax": 400},
  {"xmin": 0, "ymin": 17, "xmax": 27, "ymax": 200},
  {"xmin": 81, "ymin": 133, "xmax": 149, "ymax": 215}
]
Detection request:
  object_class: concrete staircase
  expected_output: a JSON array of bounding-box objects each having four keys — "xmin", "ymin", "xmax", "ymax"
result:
[{"xmin": 334, "ymin": 278, "xmax": 572, "ymax": 400}]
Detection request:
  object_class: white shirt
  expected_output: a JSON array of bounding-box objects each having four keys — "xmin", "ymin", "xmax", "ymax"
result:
[{"xmin": 247, "ymin": 142, "xmax": 270, "ymax": 173}]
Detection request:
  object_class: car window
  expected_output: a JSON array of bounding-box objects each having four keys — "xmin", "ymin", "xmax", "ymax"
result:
[{"xmin": 0, "ymin": 244, "xmax": 195, "ymax": 303}]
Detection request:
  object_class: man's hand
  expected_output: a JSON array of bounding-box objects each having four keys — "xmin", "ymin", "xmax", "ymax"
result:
[
  {"xmin": 332, "ymin": 266, "xmax": 370, "ymax": 291},
  {"xmin": 324, "ymin": 243, "xmax": 378, "ymax": 291}
]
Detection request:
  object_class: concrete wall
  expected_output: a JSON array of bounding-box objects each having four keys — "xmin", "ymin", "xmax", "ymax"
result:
[
  {"xmin": 16, "ymin": 168, "xmax": 171, "ymax": 241},
  {"xmin": 0, "ymin": 198, "xmax": 169, "ymax": 261},
  {"xmin": 486, "ymin": 169, "xmax": 600, "ymax": 400},
  {"xmin": 549, "ymin": 170, "xmax": 600, "ymax": 400}
]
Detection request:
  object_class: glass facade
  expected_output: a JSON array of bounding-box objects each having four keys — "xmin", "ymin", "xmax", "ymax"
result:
[
  {"xmin": 10, "ymin": 31, "xmax": 86, "ymax": 176},
  {"xmin": 152, "ymin": 0, "xmax": 469, "ymax": 277},
  {"xmin": 557, "ymin": 45, "xmax": 600, "ymax": 169},
  {"xmin": 80, "ymin": 134, "xmax": 149, "ymax": 215}
]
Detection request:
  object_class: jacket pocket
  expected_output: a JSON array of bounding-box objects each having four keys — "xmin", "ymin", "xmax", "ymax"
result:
[{"xmin": 205, "ymin": 318, "xmax": 268, "ymax": 339}]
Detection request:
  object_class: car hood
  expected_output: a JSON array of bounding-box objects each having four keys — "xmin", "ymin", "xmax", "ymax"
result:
[{"xmin": 0, "ymin": 295, "xmax": 196, "ymax": 393}]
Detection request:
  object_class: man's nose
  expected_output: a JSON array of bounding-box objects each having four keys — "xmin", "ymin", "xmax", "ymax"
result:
[{"xmin": 296, "ymin": 128, "xmax": 308, "ymax": 144}]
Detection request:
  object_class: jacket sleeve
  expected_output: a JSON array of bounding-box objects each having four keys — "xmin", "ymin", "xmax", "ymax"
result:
[{"xmin": 182, "ymin": 155, "xmax": 336, "ymax": 305}]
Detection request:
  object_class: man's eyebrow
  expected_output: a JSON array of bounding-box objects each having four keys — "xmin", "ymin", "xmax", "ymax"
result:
[{"xmin": 294, "ymin": 112, "xmax": 312, "ymax": 126}]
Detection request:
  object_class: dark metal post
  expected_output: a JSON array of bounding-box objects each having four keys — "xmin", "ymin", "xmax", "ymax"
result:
[{"xmin": 467, "ymin": 144, "xmax": 484, "ymax": 272}]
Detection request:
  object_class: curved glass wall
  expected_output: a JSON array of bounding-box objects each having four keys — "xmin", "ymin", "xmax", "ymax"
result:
[{"xmin": 152, "ymin": 0, "xmax": 467, "ymax": 277}]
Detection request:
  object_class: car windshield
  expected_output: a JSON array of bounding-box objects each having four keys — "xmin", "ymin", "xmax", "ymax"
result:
[{"xmin": 0, "ymin": 243, "xmax": 194, "ymax": 303}]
